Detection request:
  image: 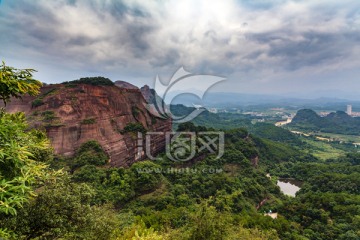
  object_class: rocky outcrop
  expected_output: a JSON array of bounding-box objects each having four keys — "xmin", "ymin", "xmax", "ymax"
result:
[
  {"xmin": 3, "ymin": 83, "xmax": 171, "ymax": 167},
  {"xmin": 115, "ymin": 80, "xmax": 139, "ymax": 90},
  {"xmin": 141, "ymin": 85, "xmax": 167, "ymax": 106}
]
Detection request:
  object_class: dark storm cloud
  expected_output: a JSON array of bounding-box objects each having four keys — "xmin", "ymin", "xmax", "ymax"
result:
[
  {"xmin": 2, "ymin": 2, "xmax": 169, "ymax": 82},
  {"xmin": 248, "ymin": 31, "xmax": 349, "ymax": 71},
  {"xmin": 149, "ymin": 49, "xmax": 180, "ymax": 68},
  {"xmin": 122, "ymin": 23, "xmax": 156, "ymax": 58},
  {"xmin": 243, "ymin": 50, "xmax": 263, "ymax": 60},
  {"xmin": 67, "ymin": 36, "xmax": 97, "ymax": 46},
  {"xmin": 1, "ymin": 1, "xmax": 60, "ymax": 46}
]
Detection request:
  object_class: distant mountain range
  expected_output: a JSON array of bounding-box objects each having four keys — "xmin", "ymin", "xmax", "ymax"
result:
[
  {"xmin": 168, "ymin": 91, "xmax": 360, "ymax": 111},
  {"xmin": 289, "ymin": 109, "xmax": 360, "ymax": 135}
]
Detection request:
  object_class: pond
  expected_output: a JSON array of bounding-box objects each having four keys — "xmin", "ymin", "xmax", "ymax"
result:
[{"xmin": 277, "ymin": 178, "xmax": 302, "ymax": 197}]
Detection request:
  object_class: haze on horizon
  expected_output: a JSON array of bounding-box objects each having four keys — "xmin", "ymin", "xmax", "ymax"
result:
[{"xmin": 1, "ymin": 0, "xmax": 360, "ymax": 99}]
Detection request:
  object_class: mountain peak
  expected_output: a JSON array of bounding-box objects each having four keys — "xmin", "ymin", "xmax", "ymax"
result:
[{"xmin": 114, "ymin": 80, "xmax": 138, "ymax": 90}]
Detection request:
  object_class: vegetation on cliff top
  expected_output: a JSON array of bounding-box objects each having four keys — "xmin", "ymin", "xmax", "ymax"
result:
[{"xmin": 62, "ymin": 76, "xmax": 114, "ymax": 86}]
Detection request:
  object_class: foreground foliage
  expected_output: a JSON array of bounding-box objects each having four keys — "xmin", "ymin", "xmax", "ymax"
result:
[
  {"xmin": 0, "ymin": 111, "xmax": 50, "ymax": 216},
  {"xmin": 1, "ymin": 177, "xmax": 119, "ymax": 239},
  {"xmin": 0, "ymin": 61, "xmax": 42, "ymax": 105},
  {"xmin": 0, "ymin": 62, "xmax": 49, "ymax": 237}
]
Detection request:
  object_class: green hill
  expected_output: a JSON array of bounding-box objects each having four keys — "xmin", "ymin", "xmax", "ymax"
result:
[{"xmin": 290, "ymin": 109, "xmax": 360, "ymax": 135}]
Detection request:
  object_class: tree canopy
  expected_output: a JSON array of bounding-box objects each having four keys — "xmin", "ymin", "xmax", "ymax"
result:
[
  {"xmin": 0, "ymin": 62, "xmax": 49, "ymax": 238},
  {"xmin": 62, "ymin": 76, "xmax": 114, "ymax": 86},
  {"xmin": 0, "ymin": 61, "xmax": 42, "ymax": 105}
]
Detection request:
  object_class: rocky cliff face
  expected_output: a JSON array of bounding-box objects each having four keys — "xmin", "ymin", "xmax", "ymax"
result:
[
  {"xmin": 114, "ymin": 80, "xmax": 139, "ymax": 90},
  {"xmin": 3, "ymin": 84, "xmax": 171, "ymax": 167},
  {"xmin": 140, "ymin": 85, "xmax": 163, "ymax": 106}
]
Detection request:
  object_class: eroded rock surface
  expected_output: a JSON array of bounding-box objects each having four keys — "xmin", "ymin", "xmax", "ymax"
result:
[{"xmin": 4, "ymin": 84, "xmax": 171, "ymax": 167}]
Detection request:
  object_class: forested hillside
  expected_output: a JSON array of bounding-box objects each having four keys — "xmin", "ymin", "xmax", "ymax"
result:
[{"xmin": 290, "ymin": 109, "xmax": 360, "ymax": 135}]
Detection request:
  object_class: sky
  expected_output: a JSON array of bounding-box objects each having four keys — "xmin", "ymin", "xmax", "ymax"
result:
[{"xmin": 1, "ymin": 0, "xmax": 360, "ymax": 98}]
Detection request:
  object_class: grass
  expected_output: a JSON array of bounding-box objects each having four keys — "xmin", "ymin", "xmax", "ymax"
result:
[
  {"xmin": 138, "ymin": 182, "xmax": 167, "ymax": 201},
  {"xmin": 302, "ymin": 138, "xmax": 345, "ymax": 160},
  {"xmin": 313, "ymin": 132, "xmax": 360, "ymax": 143}
]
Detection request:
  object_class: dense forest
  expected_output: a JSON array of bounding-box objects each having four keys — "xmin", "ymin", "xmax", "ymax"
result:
[{"xmin": 1, "ymin": 64, "xmax": 359, "ymax": 239}]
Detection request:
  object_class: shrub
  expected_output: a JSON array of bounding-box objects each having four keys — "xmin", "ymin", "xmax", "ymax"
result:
[
  {"xmin": 31, "ymin": 89, "xmax": 59, "ymax": 108},
  {"xmin": 72, "ymin": 165, "xmax": 106, "ymax": 183},
  {"xmin": 41, "ymin": 111, "xmax": 56, "ymax": 121},
  {"xmin": 151, "ymin": 117, "xmax": 157, "ymax": 124},
  {"xmin": 42, "ymin": 88, "xmax": 58, "ymax": 97},
  {"xmin": 132, "ymin": 106, "xmax": 140, "ymax": 118},
  {"xmin": 64, "ymin": 83, "xmax": 78, "ymax": 88},
  {"xmin": 32, "ymin": 99, "xmax": 44, "ymax": 108},
  {"xmin": 70, "ymin": 141, "xmax": 108, "ymax": 171},
  {"xmin": 121, "ymin": 122, "xmax": 147, "ymax": 134},
  {"xmin": 78, "ymin": 140, "xmax": 104, "ymax": 154},
  {"xmin": 4, "ymin": 179, "xmax": 120, "ymax": 240},
  {"xmin": 73, "ymin": 152, "xmax": 107, "ymax": 168},
  {"xmin": 81, "ymin": 118, "xmax": 96, "ymax": 125},
  {"xmin": 130, "ymin": 161, "xmax": 163, "ymax": 193}
]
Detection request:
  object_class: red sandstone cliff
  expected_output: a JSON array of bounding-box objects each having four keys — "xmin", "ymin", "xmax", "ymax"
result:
[{"xmin": 3, "ymin": 83, "xmax": 171, "ymax": 167}]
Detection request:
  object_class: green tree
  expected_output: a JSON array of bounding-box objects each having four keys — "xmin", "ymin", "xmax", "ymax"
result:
[
  {"xmin": 130, "ymin": 161, "xmax": 162, "ymax": 193},
  {"xmin": 189, "ymin": 200, "xmax": 229, "ymax": 240},
  {"xmin": 0, "ymin": 62, "xmax": 48, "ymax": 238},
  {"xmin": 0, "ymin": 61, "xmax": 42, "ymax": 105},
  {"xmin": 1, "ymin": 176, "xmax": 119, "ymax": 239},
  {"xmin": 0, "ymin": 111, "xmax": 51, "ymax": 215},
  {"xmin": 62, "ymin": 76, "xmax": 114, "ymax": 86},
  {"xmin": 70, "ymin": 140, "xmax": 109, "ymax": 171}
]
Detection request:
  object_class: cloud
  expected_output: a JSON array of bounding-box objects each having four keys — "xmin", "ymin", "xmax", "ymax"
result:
[{"xmin": 0, "ymin": 0, "xmax": 360, "ymax": 95}]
